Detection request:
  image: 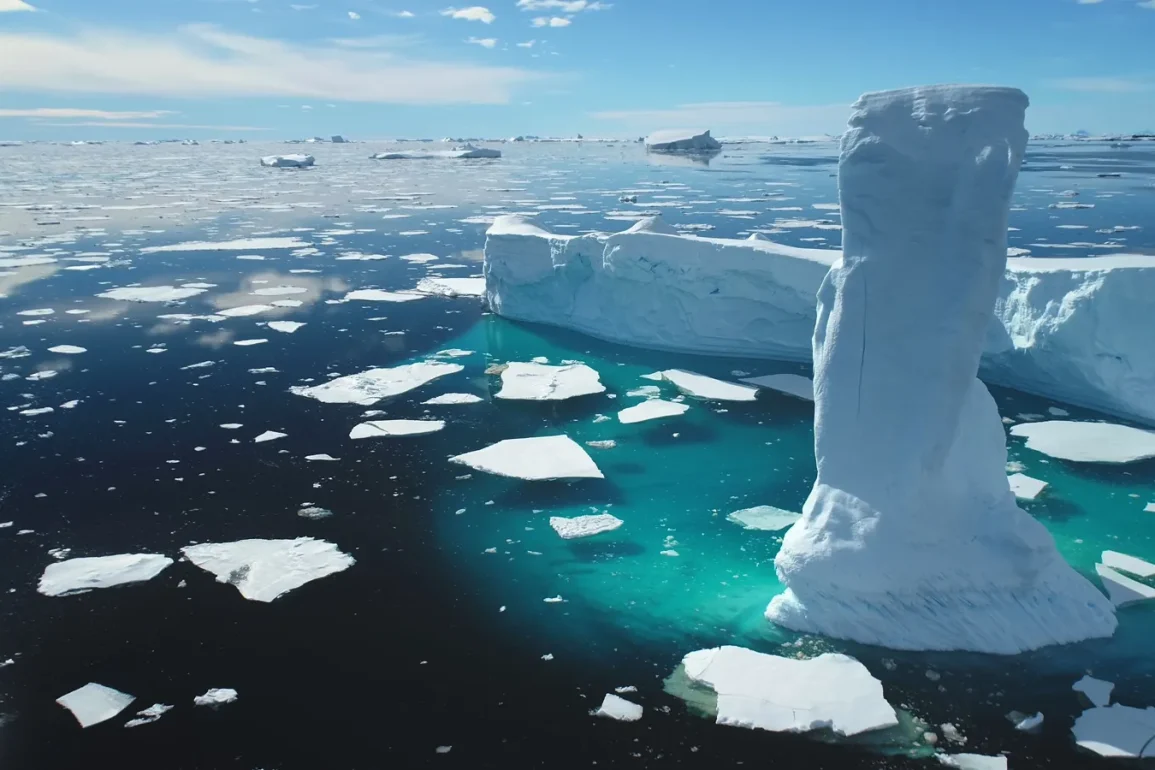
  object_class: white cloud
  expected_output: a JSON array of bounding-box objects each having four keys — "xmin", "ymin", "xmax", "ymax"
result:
[
  {"xmin": 289, "ymin": 4, "xmax": 317, "ymax": 9},
  {"xmin": 467, "ymin": 37, "xmax": 497, "ymax": 48},
  {"xmin": 592, "ymin": 101, "xmax": 849, "ymax": 137},
  {"xmin": 440, "ymin": 6, "xmax": 495, "ymax": 23},
  {"xmin": 348, "ymin": 10, "xmax": 360, "ymax": 19},
  {"xmin": 1139, "ymin": 0, "xmax": 1155, "ymax": 8},
  {"xmin": 394, "ymin": 10, "xmax": 415, "ymax": 17},
  {"xmin": 517, "ymin": 0, "xmax": 608, "ymax": 11},
  {"xmin": 0, "ymin": 0, "xmax": 36, "ymax": 11},
  {"xmin": 1049, "ymin": 76, "xmax": 1152, "ymax": 93},
  {"xmin": 0, "ymin": 25, "xmax": 542, "ymax": 104},
  {"xmin": 532, "ymin": 16, "xmax": 571, "ymax": 26},
  {"xmin": 516, "ymin": 40, "xmax": 536, "ymax": 48},
  {"xmin": 39, "ymin": 121, "xmax": 271, "ymax": 131},
  {"xmin": 0, "ymin": 108, "xmax": 176, "ymax": 119},
  {"xmin": 1075, "ymin": 0, "xmax": 1104, "ymax": 4}
]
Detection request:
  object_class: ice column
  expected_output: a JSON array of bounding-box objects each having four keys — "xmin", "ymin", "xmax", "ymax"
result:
[{"xmin": 766, "ymin": 86, "xmax": 1117, "ymax": 654}]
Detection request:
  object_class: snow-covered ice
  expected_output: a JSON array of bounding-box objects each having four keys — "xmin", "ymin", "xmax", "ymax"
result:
[
  {"xmin": 660, "ymin": 370, "xmax": 757, "ymax": 402},
  {"xmin": 678, "ymin": 646, "xmax": 898, "ymax": 736},
  {"xmin": 1095, "ymin": 564, "xmax": 1155, "ymax": 607},
  {"xmin": 181, "ymin": 538, "xmax": 354, "ymax": 602},
  {"xmin": 56, "ymin": 683, "xmax": 135, "ymax": 728},
  {"xmin": 936, "ymin": 755, "xmax": 1008, "ymax": 770},
  {"xmin": 1009, "ymin": 421, "xmax": 1155, "ymax": 463},
  {"xmin": 726, "ymin": 506, "xmax": 802, "ymax": 532},
  {"xmin": 452, "ymin": 435, "xmax": 603, "ymax": 481},
  {"xmin": 38, "ymin": 553, "xmax": 173, "ymax": 596},
  {"xmin": 267, "ymin": 321, "xmax": 305, "ymax": 333},
  {"xmin": 593, "ymin": 693, "xmax": 643, "ymax": 722},
  {"xmin": 1008, "ymin": 473, "xmax": 1048, "ymax": 500},
  {"xmin": 254, "ymin": 430, "xmax": 287, "ymax": 443},
  {"xmin": 1101, "ymin": 551, "xmax": 1155, "ymax": 578},
  {"xmin": 47, "ymin": 345, "xmax": 87, "ymax": 355},
  {"xmin": 290, "ymin": 362, "xmax": 463, "ymax": 405},
  {"xmin": 740, "ymin": 373, "xmax": 814, "ymax": 401},
  {"xmin": 261, "ymin": 154, "xmax": 315, "ymax": 168},
  {"xmin": 1073, "ymin": 675, "xmax": 1114, "ymax": 707},
  {"xmin": 1071, "ymin": 704, "xmax": 1155, "ymax": 758},
  {"xmin": 496, "ymin": 362, "xmax": 605, "ymax": 401},
  {"xmin": 415, "ymin": 277, "xmax": 486, "ymax": 297},
  {"xmin": 645, "ymin": 130, "xmax": 722, "ymax": 153},
  {"xmin": 549, "ymin": 513, "xmax": 623, "ymax": 539},
  {"xmin": 97, "ymin": 285, "xmax": 207, "ymax": 302},
  {"xmin": 194, "ymin": 688, "xmax": 239, "ymax": 707},
  {"xmin": 349, "ymin": 419, "xmax": 445, "ymax": 439},
  {"xmin": 423, "ymin": 393, "xmax": 483, "ymax": 405},
  {"xmin": 370, "ymin": 144, "xmax": 500, "ymax": 160},
  {"xmin": 766, "ymin": 85, "xmax": 1117, "ymax": 654},
  {"xmin": 617, "ymin": 399, "xmax": 689, "ymax": 424}
]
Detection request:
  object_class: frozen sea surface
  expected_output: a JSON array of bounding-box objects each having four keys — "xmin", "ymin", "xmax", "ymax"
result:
[{"xmin": 0, "ymin": 138, "xmax": 1153, "ymax": 769}]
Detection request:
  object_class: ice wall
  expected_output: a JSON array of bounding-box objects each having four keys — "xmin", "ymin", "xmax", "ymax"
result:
[{"xmin": 765, "ymin": 85, "xmax": 1116, "ymax": 654}]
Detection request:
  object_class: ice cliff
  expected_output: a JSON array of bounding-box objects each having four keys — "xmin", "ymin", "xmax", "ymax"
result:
[
  {"xmin": 483, "ymin": 221, "xmax": 1155, "ymax": 428},
  {"xmin": 763, "ymin": 85, "xmax": 1116, "ymax": 654}
]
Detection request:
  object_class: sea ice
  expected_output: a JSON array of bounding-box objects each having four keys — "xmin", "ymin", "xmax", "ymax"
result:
[
  {"xmin": 452, "ymin": 435, "xmax": 603, "ymax": 481},
  {"xmin": 343, "ymin": 289, "xmax": 424, "ymax": 303},
  {"xmin": 290, "ymin": 362, "xmax": 463, "ymax": 405},
  {"xmin": 1009, "ymin": 421, "xmax": 1155, "ymax": 463},
  {"xmin": 496, "ymin": 362, "xmax": 605, "ymax": 401},
  {"xmin": 370, "ymin": 144, "xmax": 500, "ymax": 160},
  {"xmin": 594, "ymin": 694, "xmax": 643, "ymax": 722},
  {"xmin": 645, "ymin": 129, "xmax": 722, "ymax": 153},
  {"xmin": 217, "ymin": 304, "xmax": 276, "ymax": 317},
  {"xmin": 254, "ymin": 430, "xmax": 287, "ymax": 443},
  {"xmin": 1095, "ymin": 564, "xmax": 1155, "ymax": 607},
  {"xmin": 56, "ymin": 683, "xmax": 135, "ymax": 728},
  {"xmin": 267, "ymin": 321, "xmax": 305, "ymax": 333},
  {"xmin": 181, "ymin": 538, "xmax": 354, "ymax": 602},
  {"xmin": 660, "ymin": 370, "xmax": 757, "ymax": 402},
  {"xmin": 1008, "ymin": 473, "xmax": 1048, "ymax": 500},
  {"xmin": 305, "ymin": 454, "xmax": 339, "ymax": 462},
  {"xmin": 349, "ymin": 419, "xmax": 445, "ymax": 439},
  {"xmin": 415, "ymin": 277, "xmax": 486, "ymax": 297},
  {"xmin": 549, "ymin": 513, "xmax": 624, "ymax": 539},
  {"xmin": 1073, "ymin": 676, "xmax": 1114, "ymax": 707},
  {"xmin": 678, "ymin": 646, "xmax": 898, "ymax": 736},
  {"xmin": 124, "ymin": 703, "xmax": 174, "ymax": 728},
  {"xmin": 141, "ymin": 237, "xmax": 307, "ymax": 253},
  {"xmin": 423, "ymin": 393, "xmax": 483, "ymax": 405},
  {"xmin": 261, "ymin": 154, "xmax": 315, "ymax": 168},
  {"xmin": 1071, "ymin": 704, "xmax": 1155, "ymax": 758},
  {"xmin": 38, "ymin": 553, "xmax": 173, "ymax": 596},
  {"xmin": 726, "ymin": 506, "xmax": 802, "ymax": 532},
  {"xmin": 193, "ymin": 688, "xmax": 239, "ymax": 707},
  {"xmin": 617, "ymin": 399, "xmax": 689, "ymax": 424},
  {"xmin": 936, "ymin": 755, "xmax": 1008, "ymax": 770},
  {"xmin": 740, "ymin": 373, "xmax": 814, "ymax": 401},
  {"xmin": 766, "ymin": 85, "xmax": 1116, "ymax": 654},
  {"xmin": 47, "ymin": 345, "xmax": 86, "ymax": 355},
  {"xmin": 1101, "ymin": 551, "xmax": 1155, "ymax": 578},
  {"xmin": 97, "ymin": 286, "xmax": 207, "ymax": 302}
]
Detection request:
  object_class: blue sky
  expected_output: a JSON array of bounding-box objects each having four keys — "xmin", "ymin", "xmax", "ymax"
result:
[{"xmin": 0, "ymin": 0, "xmax": 1153, "ymax": 140}]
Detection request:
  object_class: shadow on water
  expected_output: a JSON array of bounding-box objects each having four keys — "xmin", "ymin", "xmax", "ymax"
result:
[
  {"xmin": 491, "ymin": 478, "xmax": 624, "ymax": 511},
  {"xmin": 564, "ymin": 538, "xmax": 646, "ymax": 563},
  {"xmin": 1022, "ymin": 495, "xmax": 1087, "ymax": 524},
  {"xmin": 638, "ymin": 420, "xmax": 718, "ymax": 447}
]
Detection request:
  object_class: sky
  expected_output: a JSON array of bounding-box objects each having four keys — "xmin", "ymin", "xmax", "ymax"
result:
[{"xmin": 0, "ymin": 0, "xmax": 1153, "ymax": 140}]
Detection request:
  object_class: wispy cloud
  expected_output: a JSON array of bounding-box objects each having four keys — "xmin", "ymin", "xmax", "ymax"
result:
[
  {"xmin": 516, "ymin": 40, "xmax": 536, "ymax": 48},
  {"xmin": 0, "ymin": 25, "xmax": 542, "ymax": 104},
  {"xmin": 467, "ymin": 37, "xmax": 497, "ymax": 48},
  {"xmin": 0, "ymin": 108, "xmax": 176, "ymax": 119},
  {"xmin": 38, "ymin": 121, "xmax": 272, "ymax": 131},
  {"xmin": 1139, "ymin": 0, "xmax": 1155, "ymax": 8},
  {"xmin": 0, "ymin": 0, "xmax": 37, "ymax": 12},
  {"xmin": 516, "ymin": 0, "xmax": 608, "ymax": 11},
  {"xmin": 440, "ymin": 6, "xmax": 495, "ymax": 23},
  {"xmin": 347, "ymin": 10, "xmax": 360, "ymax": 19},
  {"xmin": 394, "ymin": 10, "xmax": 415, "ymax": 17},
  {"xmin": 532, "ymin": 16, "xmax": 571, "ymax": 27},
  {"xmin": 592, "ymin": 101, "xmax": 849, "ymax": 137},
  {"xmin": 1075, "ymin": 0, "xmax": 1104, "ymax": 4},
  {"xmin": 289, "ymin": 4, "xmax": 317, "ymax": 9},
  {"xmin": 1048, "ymin": 76, "xmax": 1152, "ymax": 93}
]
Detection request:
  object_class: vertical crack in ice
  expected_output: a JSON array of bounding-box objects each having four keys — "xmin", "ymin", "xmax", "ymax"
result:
[{"xmin": 857, "ymin": 270, "xmax": 867, "ymax": 419}]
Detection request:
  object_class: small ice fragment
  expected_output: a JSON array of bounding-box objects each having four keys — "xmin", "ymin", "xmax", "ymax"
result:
[
  {"xmin": 47, "ymin": 345, "xmax": 86, "ymax": 355},
  {"xmin": 217, "ymin": 304, "xmax": 276, "ymax": 318},
  {"xmin": 660, "ymin": 370, "xmax": 757, "ymax": 402},
  {"xmin": 233, "ymin": 339, "xmax": 268, "ymax": 347},
  {"xmin": 423, "ymin": 393, "xmax": 482, "ymax": 405},
  {"xmin": 343, "ymin": 289, "xmax": 423, "ymax": 303},
  {"xmin": 541, "ymin": 653, "xmax": 554, "ymax": 660},
  {"xmin": 305, "ymin": 454, "xmax": 339, "ymax": 462},
  {"xmin": 614, "ymin": 686, "xmax": 638, "ymax": 694},
  {"xmin": 435, "ymin": 746, "xmax": 452, "ymax": 754},
  {"xmin": 56, "ymin": 683, "xmax": 135, "ymax": 728},
  {"xmin": 617, "ymin": 399, "xmax": 689, "ymax": 424},
  {"xmin": 1095, "ymin": 564, "xmax": 1155, "ymax": 607},
  {"xmin": 1008, "ymin": 473, "xmax": 1047, "ymax": 500},
  {"xmin": 586, "ymin": 440, "xmax": 616, "ymax": 450},
  {"xmin": 124, "ymin": 703, "xmax": 174, "ymax": 728},
  {"xmin": 298, "ymin": 506, "xmax": 333, "ymax": 520},
  {"xmin": 549, "ymin": 513, "xmax": 623, "ymax": 539},
  {"xmin": 660, "ymin": 549, "xmax": 680, "ymax": 557},
  {"xmin": 182, "ymin": 537, "xmax": 354, "ymax": 602},
  {"xmin": 349, "ymin": 420, "xmax": 444, "ymax": 439},
  {"xmin": 726, "ymin": 506, "xmax": 801, "ymax": 532},
  {"xmin": 543, "ymin": 596, "xmax": 563, "ymax": 603},
  {"xmin": 39, "ymin": 554, "xmax": 173, "ymax": 596},
  {"xmin": 593, "ymin": 693, "xmax": 643, "ymax": 722},
  {"xmin": 267, "ymin": 321, "xmax": 305, "ymax": 334},
  {"xmin": 1015, "ymin": 712, "xmax": 1044, "ymax": 732},
  {"xmin": 495, "ymin": 362, "xmax": 605, "ymax": 401},
  {"xmin": 1073, "ymin": 675, "xmax": 1114, "ymax": 707},
  {"xmin": 1101, "ymin": 550, "xmax": 1155, "ymax": 578},
  {"xmin": 254, "ymin": 430, "xmax": 287, "ymax": 443},
  {"xmin": 740, "ymin": 373, "xmax": 814, "ymax": 401},
  {"xmin": 220, "ymin": 423, "xmax": 243, "ymax": 430},
  {"xmin": 193, "ymin": 688, "xmax": 238, "ymax": 708},
  {"xmin": 451, "ymin": 435, "xmax": 603, "ymax": 480},
  {"xmin": 936, "ymin": 755, "xmax": 1008, "ymax": 770}
]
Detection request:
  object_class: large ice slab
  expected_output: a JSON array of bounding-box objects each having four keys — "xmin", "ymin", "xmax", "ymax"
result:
[
  {"xmin": 370, "ymin": 144, "xmax": 500, "ymax": 160},
  {"xmin": 645, "ymin": 129, "xmax": 722, "ymax": 152},
  {"xmin": 1009, "ymin": 421, "xmax": 1155, "ymax": 463},
  {"xmin": 1072, "ymin": 704, "xmax": 1155, "ymax": 758},
  {"xmin": 349, "ymin": 419, "xmax": 445, "ymax": 439},
  {"xmin": 1096, "ymin": 563, "xmax": 1155, "ymax": 607},
  {"xmin": 937, "ymin": 755, "xmax": 1008, "ymax": 770},
  {"xmin": 97, "ymin": 285, "xmax": 207, "ymax": 302},
  {"xmin": 549, "ymin": 513, "xmax": 623, "ymax": 539},
  {"xmin": 679, "ymin": 646, "xmax": 897, "ymax": 736},
  {"xmin": 1073, "ymin": 675, "xmax": 1114, "ymax": 707},
  {"xmin": 660, "ymin": 370, "xmax": 757, "ymax": 402},
  {"xmin": 617, "ymin": 399, "xmax": 689, "ymax": 424},
  {"xmin": 450, "ymin": 435, "xmax": 603, "ymax": 480},
  {"xmin": 39, "ymin": 553, "xmax": 173, "ymax": 596},
  {"xmin": 261, "ymin": 154, "xmax": 315, "ymax": 168},
  {"xmin": 290, "ymin": 362, "xmax": 463, "ymax": 405},
  {"xmin": 496, "ymin": 362, "xmax": 605, "ymax": 401},
  {"xmin": 741, "ymin": 373, "xmax": 814, "ymax": 401},
  {"xmin": 181, "ymin": 537, "xmax": 355, "ymax": 602},
  {"xmin": 766, "ymin": 85, "xmax": 1117, "ymax": 654},
  {"xmin": 1102, "ymin": 551, "xmax": 1155, "ymax": 579},
  {"xmin": 56, "ymin": 683, "xmax": 135, "ymax": 728}
]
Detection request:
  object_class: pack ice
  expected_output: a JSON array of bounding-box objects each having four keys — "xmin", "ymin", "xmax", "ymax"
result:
[
  {"xmin": 495, "ymin": 362, "xmax": 605, "ymax": 401},
  {"xmin": 766, "ymin": 85, "xmax": 1117, "ymax": 654},
  {"xmin": 181, "ymin": 537, "xmax": 354, "ymax": 602}
]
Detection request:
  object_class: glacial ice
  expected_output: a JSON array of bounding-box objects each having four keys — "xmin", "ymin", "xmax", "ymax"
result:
[
  {"xmin": 740, "ymin": 373, "xmax": 814, "ymax": 401},
  {"xmin": 594, "ymin": 693, "xmax": 643, "ymax": 722},
  {"xmin": 349, "ymin": 419, "xmax": 445, "ymax": 439},
  {"xmin": 678, "ymin": 646, "xmax": 898, "ymax": 736},
  {"xmin": 290, "ymin": 362, "xmax": 463, "ymax": 405},
  {"xmin": 261, "ymin": 154, "xmax": 315, "ymax": 168},
  {"xmin": 97, "ymin": 285, "xmax": 208, "ymax": 302},
  {"xmin": 1071, "ymin": 704, "xmax": 1155, "ymax": 758},
  {"xmin": 660, "ymin": 370, "xmax": 758, "ymax": 402},
  {"xmin": 38, "ymin": 553, "xmax": 173, "ymax": 596},
  {"xmin": 1073, "ymin": 675, "xmax": 1114, "ymax": 707},
  {"xmin": 415, "ymin": 277, "xmax": 486, "ymax": 297},
  {"xmin": 496, "ymin": 362, "xmax": 605, "ymax": 401},
  {"xmin": 1095, "ymin": 564, "xmax": 1155, "ymax": 608},
  {"xmin": 726, "ymin": 506, "xmax": 801, "ymax": 532},
  {"xmin": 451, "ymin": 435, "xmax": 604, "ymax": 480},
  {"xmin": 1009, "ymin": 421, "xmax": 1155, "ymax": 463},
  {"xmin": 645, "ymin": 130, "xmax": 722, "ymax": 153},
  {"xmin": 766, "ymin": 85, "xmax": 1117, "ymax": 654},
  {"xmin": 617, "ymin": 399, "xmax": 689, "ymax": 424},
  {"xmin": 549, "ymin": 513, "xmax": 624, "ymax": 539},
  {"xmin": 181, "ymin": 537, "xmax": 354, "ymax": 602},
  {"xmin": 936, "ymin": 755, "xmax": 1008, "ymax": 770},
  {"xmin": 56, "ymin": 683, "xmax": 136, "ymax": 728}
]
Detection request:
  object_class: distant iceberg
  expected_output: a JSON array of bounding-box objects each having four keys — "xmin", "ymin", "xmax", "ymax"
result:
[
  {"xmin": 370, "ymin": 144, "xmax": 501, "ymax": 160},
  {"xmin": 260, "ymin": 154, "xmax": 315, "ymax": 168},
  {"xmin": 645, "ymin": 129, "xmax": 722, "ymax": 153}
]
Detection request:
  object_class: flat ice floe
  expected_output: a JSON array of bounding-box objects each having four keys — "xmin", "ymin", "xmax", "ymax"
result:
[
  {"xmin": 1009, "ymin": 421, "xmax": 1155, "ymax": 463},
  {"xmin": 290, "ymin": 362, "xmax": 463, "ymax": 405},
  {"xmin": 496, "ymin": 362, "xmax": 605, "ymax": 401},
  {"xmin": 423, "ymin": 393, "xmax": 483, "ymax": 405},
  {"xmin": 194, "ymin": 688, "xmax": 239, "ymax": 707},
  {"xmin": 549, "ymin": 513, "xmax": 624, "ymax": 539},
  {"xmin": 617, "ymin": 399, "xmax": 689, "ymax": 424},
  {"xmin": 56, "ymin": 683, "xmax": 136, "ymax": 728},
  {"xmin": 593, "ymin": 693, "xmax": 643, "ymax": 722},
  {"xmin": 677, "ymin": 646, "xmax": 898, "ymax": 736},
  {"xmin": 141, "ymin": 237, "xmax": 308, "ymax": 253},
  {"xmin": 370, "ymin": 144, "xmax": 500, "ymax": 160},
  {"xmin": 343, "ymin": 288, "xmax": 423, "ymax": 302},
  {"xmin": 181, "ymin": 537, "xmax": 354, "ymax": 602},
  {"xmin": 1008, "ymin": 473, "xmax": 1048, "ymax": 500},
  {"xmin": 414, "ymin": 277, "xmax": 486, "ymax": 297},
  {"xmin": 217, "ymin": 304, "xmax": 276, "ymax": 317},
  {"xmin": 936, "ymin": 755, "xmax": 1008, "ymax": 770},
  {"xmin": 261, "ymin": 154, "xmax": 315, "ymax": 168},
  {"xmin": 1071, "ymin": 704, "xmax": 1155, "ymax": 758},
  {"xmin": 267, "ymin": 321, "xmax": 306, "ymax": 333},
  {"xmin": 661, "ymin": 370, "xmax": 758, "ymax": 402},
  {"xmin": 726, "ymin": 506, "xmax": 802, "ymax": 532},
  {"xmin": 740, "ymin": 373, "xmax": 814, "ymax": 401},
  {"xmin": 1101, "ymin": 551, "xmax": 1155, "ymax": 578},
  {"xmin": 1073, "ymin": 675, "xmax": 1114, "ymax": 707},
  {"xmin": 349, "ymin": 419, "xmax": 445, "ymax": 439},
  {"xmin": 38, "ymin": 553, "xmax": 173, "ymax": 596},
  {"xmin": 254, "ymin": 430, "xmax": 287, "ymax": 443},
  {"xmin": 451, "ymin": 435, "xmax": 603, "ymax": 480},
  {"xmin": 47, "ymin": 345, "xmax": 87, "ymax": 355},
  {"xmin": 1095, "ymin": 564, "xmax": 1155, "ymax": 607},
  {"xmin": 97, "ymin": 286, "xmax": 208, "ymax": 302}
]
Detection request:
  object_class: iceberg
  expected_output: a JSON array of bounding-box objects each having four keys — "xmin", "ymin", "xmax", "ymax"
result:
[
  {"xmin": 1072, "ymin": 704, "xmax": 1155, "ymax": 758},
  {"xmin": 496, "ymin": 362, "xmax": 605, "ymax": 401},
  {"xmin": 181, "ymin": 537, "xmax": 354, "ymax": 602},
  {"xmin": 617, "ymin": 399, "xmax": 689, "ymax": 424},
  {"xmin": 766, "ymin": 85, "xmax": 1117, "ymax": 654},
  {"xmin": 290, "ymin": 362, "xmax": 463, "ymax": 405},
  {"xmin": 451, "ymin": 435, "xmax": 603, "ymax": 480},
  {"xmin": 56, "ymin": 683, "xmax": 135, "ymax": 728},
  {"xmin": 1009, "ymin": 421, "xmax": 1155, "ymax": 463},
  {"xmin": 593, "ymin": 693, "xmax": 643, "ymax": 722},
  {"xmin": 38, "ymin": 553, "xmax": 173, "ymax": 596},
  {"xmin": 645, "ymin": 129, "xmax": 722, "ymax": 153},
  {"xmin": 370, "ymin": 144, "xmax": 501, "ymax": 160},
  {"xmin": 549, "ymin": 513, "xmax": 624, "ymax": 539},
  {"xmin": 261, "ymin": 154, "xmax": 315, "ymax": 168},
  {"xmin": 349, "ymin": 419, "xmax": 445, "ymax": 439}
]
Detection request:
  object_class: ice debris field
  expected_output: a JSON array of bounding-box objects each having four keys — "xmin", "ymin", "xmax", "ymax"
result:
[{"xmin": 1, "ymin": 117, "xmax": 1154, "ymax": 769}]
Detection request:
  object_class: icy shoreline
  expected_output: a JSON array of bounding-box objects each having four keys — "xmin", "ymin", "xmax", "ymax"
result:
[{"xmin": 484, "ymin": 217, "xmax": 1155, "ymax": 424}]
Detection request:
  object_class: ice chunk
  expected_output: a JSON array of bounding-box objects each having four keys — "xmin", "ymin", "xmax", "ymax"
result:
[
  {"xmin": 1008, "ymin": 473, "xmax": 1047, "ymax": 500},
  {"xmin": 726, "ymin": 506, "xmax": 801, "ymax": 532},
  {"xmin": 1009, "ymin": 421, "xmax": 1155, "ymax": 464},
  {"xmin": 234, "ymin": 339, "xmax": 267, "ymax": 347},
  {"xmin": 645, "ymin": 129, "xmax": 722, "ymax": 152},
  {"xmin": 254, "ymin": 430, "xmax": 287, "ymax": 443},
  {"xmin": 1102, "ymin": 551, "xmax": 1155, "ymax": 578},
  {"xmin": 124, "ymin": 703, "xmax": 174, "ymax": 728},
  {"xmin": 415, "ymin": 277, "xmax": 486, "ymax": 297},
  {"xmin": 47, "ymin": 345, "xmax": 87, "ymax": 355},
  {"xmin": 39, "ymin": 553, "xmax": 173, "ymax": 596},
  {"xmin": 936, "ymin": 755, "xmax": 1008, "ymax": 770},
  {"xmin": 181, "ymin": 537, "xmax": 354, "ymax": 602},
  {"xmin": 452, "ymin": 435, "xmax": 603, "ymax": 480},
  {"xmin": 496, "ymin": 362, "xmax": 605, "ymax": 401},
  {"xmin": 217, "ymin": 304, "xmax": 276, "ymax": 317},
  {"xmin": 594, "ymin": 693, "xmax": 643, "ymax": 722},
  {"xmin": 349, "ymin": 419, "xmax": 445, "ymax": 439},
  {"xmin": 261, "ymin": 154, "xmax": 315, "ymax": 168},
  {"xmin": 193, "ymin": 688, "xmax": 239, "ymax": 707},
  {"xmin": 423, "ymin": 393, "xmax": 483, "ymax": 405},
  {"xmin": 740, "ymin": 373, "xmax": 814, "ymax": 401},
  {"xmin": 56, "ymin": 683, "xmax": 135, "ymax": 728},
  {"xmin": 767, "ymin": 85, "xmax": 1117, "ymax": 654},
  {"xmin": 370, "ymin": 144, "xmax": 500, "ymax": 160},
  {"xmin": 660, "ymin": 370, "xmax": 757, "ymax": 402},
  {"xmin": 1014, "ymin": 712, "xmax": 1044, "ymax": 732},
  {"xmin": 97, "ymin": 285, "xmax": 207, "ymax": 302},
  {"xmin": 305, "ymin": 453, "xmax": 339, "ymax": 462},
  {"xmin": 343, "ymin": 289, "xmax": 424, "ymax": 303},
  {"xmin": 1096, "ymin": 564, "xmax": 1155, "ymax": 607},
  {"xmin": 1073, "ymin": 676, "xmax": 1114, "ymax": 707},
  {"xmin": 142, "ymin": 237, "xmax": 307, "ymax": 254},
  {"xmin": 549, "ymin": 513, "xmax": 623, "ymax": 539},
  {"xmin": 1071, "ymin": 704, "xmax": 1155, "ymax": 758},
  {"xmin": 679, "ymin": 646, "xmax": 898, "ymax": 736},
  {"xmin": 617, "ymin": 399, "xmax": 689, "ymax": 424},
  {"xmin": 268, "ymin": 321, "xmax": 306, "ymax": 334},
  {"xmin": 290, "ymin": 362, "xmax": 463, "ymax": 405}
]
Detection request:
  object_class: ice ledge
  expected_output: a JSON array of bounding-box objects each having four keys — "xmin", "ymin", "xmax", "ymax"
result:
[{"xmin": 483, "ymin": 215, "xmax": 1155, "ymax": 425}]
